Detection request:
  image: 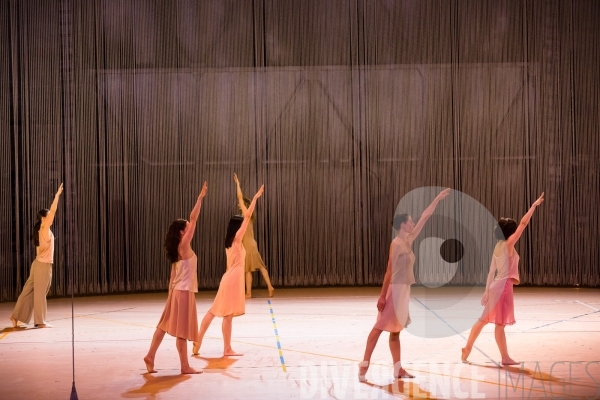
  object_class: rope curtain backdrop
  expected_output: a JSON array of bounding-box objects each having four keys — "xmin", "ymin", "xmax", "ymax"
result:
[{"xmin": 1, "ymin": 0, "xmax": 599, "ymax": 301}]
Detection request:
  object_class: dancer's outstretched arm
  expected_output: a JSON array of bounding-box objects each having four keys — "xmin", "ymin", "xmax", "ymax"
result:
[
  {"xmin": 234, "ymin": 185, "xmax": 264, "ymax": 243},
  {"xmin": 41, "ymin": 183, "xmax": 63, "ymax": 230},
  {"xmin": 180, "ymin": 182, "xmax": 208, "ymax": 246},
  {"xmin": 233, "ymin": 173, "xmax": 248, "ymax": 215},
  {"xmin": 377, "ymin": 243, "xmax": 393, "ymax": 312},
  {"xmin": 506, "ymin": 193, "xmax": 544, "ymax": 250},
  {"xmin": 410, "ymin": 188, "xmax": 451, "ymax": 239}
]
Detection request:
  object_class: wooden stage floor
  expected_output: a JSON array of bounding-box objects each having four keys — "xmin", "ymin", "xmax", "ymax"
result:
[{"xmin": 1, "ymin": 287, "xmax": 599, "ymax": 399}]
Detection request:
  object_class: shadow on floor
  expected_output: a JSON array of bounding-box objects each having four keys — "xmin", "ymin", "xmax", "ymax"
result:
[
  {"xmin": 1, "ymin": 326, "xmax": 32, "ymax": 333},
  {"xmin": 362, "ymin": 380, "xmax": 436, "ymax": 399},
  {"xmin": 122, "ymin": 374, "xmax": 191, "ymax": 399},
  {"xmin": 192, "ymin": 355, "xmax": 241, "ymax": 379}
]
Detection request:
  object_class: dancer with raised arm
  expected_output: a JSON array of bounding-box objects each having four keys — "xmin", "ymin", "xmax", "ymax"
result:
[
  {"xmin": 144, "ymin": 182, "xmax": 208, "ymax": 375},
  {"xmin": 193, "ymin": 184, "xmax": 264, "ymax": 356},
  {"xmin": 233, "ymin": 173, "xmax": 274, "ymax": 298},
  {"xmin": 358, "ymin": 189, "xmax": 451, "ymax": 381},
  {"xmin": 461, "ymin": 193, "xmax": 544, "ymax": 366},
  {"xmin": 10, "ymin": 183, "xmax": 63, "ymax": 329}
]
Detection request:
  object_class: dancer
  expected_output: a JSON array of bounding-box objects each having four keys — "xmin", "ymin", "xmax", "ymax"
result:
[
  {"xmin": 144, "ymin": 182, "xmax": 208, "ymax": 375},
  {"xmin": 193, "ymin": 184, "xmax": 264, "ymax": 356},
  {"xmin": 461, "ymin": 193, "xmax": 544, "ymax": 366},
  {"xmin": 359, "ymin": 188, "xmax": 451, "ymax": 381},
  {"xmin": 10, "ymin": 183, "xmax": 63, "ymax": 329},
  {"xmin": 233, "ymin": 173, "xmax": 274, "ymax": 298}
]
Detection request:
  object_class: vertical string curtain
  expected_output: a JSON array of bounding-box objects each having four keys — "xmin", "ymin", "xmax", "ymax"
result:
[{"xmin": 1, "ymin": 0, "xmax": 599, "ymax": 301}]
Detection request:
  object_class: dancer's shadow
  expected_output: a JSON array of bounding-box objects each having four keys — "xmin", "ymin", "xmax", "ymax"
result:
[
  {"xmin": 121, "ymin": 374, "xmax": 191, "ymax": 399},
  {"xmin": 363, "ymin": 380, "xmax": 436, "ymax": 399},
  {"xmin": 191, "ymin": 355, "xmax": 241, "ymax": 380},
  {"xmin": 472, "ymin": 363, "xmax": 599, "ymax": 390},
  {"xmin": 1, "ymin": 326, "xmax": 32, "ymax": 333}
]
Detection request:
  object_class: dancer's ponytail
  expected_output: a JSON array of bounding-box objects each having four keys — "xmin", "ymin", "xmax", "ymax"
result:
[{"xmin": 32, "ymin": 209, "xmax": 50, "ymax": 247}]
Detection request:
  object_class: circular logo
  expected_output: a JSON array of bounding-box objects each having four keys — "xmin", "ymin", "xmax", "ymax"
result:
[{"xmin": 390, "ymin": 187, "xmax": 503, "ymax": 338}]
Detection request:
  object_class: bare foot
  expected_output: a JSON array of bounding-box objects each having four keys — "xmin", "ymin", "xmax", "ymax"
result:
[
  {"xmin": 245, "ymin": 293, "xmax": 251, "ymax": 299},
  {"xmin": 358, "ymin": 361, "xmax": 369, "ymax": 382},
  {"xmin": 268, "ymin": 287, "xmax": 275, "ymax": 298},
  {"xmin": 223, "ymin": 349, "xmax": 243, "ymax": 357},
  {"xmin": 394, "ymin": 368, "xmax": 415, "ymax": 379},
  {"xmin": 192, "ymin": 341, "xmax": 201, "ymax": 355},
  {"xmin": 35, "ymin": 323, "xmax": 53, "ymax": 328},
  {"xmin": 181, "ymin": 366, "xmax": 203, "ymax": 374},
  {"xmin": 502, "ymin": 357, "xmax": 520, "ymax": 366},
  {"xmin": 461, "ymin": 347, "xmax": 471, "ymax": 363},
  {"xmin": 9, "ymin": 316, "xmax": 19, "ymax": 328},
  {"xmin": 144, "ymin": 356, "xmax": 157, "ymax": 373}
]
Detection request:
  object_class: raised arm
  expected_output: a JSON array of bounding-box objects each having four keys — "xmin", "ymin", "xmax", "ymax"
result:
[
  {"xmin": 377, "ymin": 243, "xmax": 394, "ymax": 312},
  {"xmin": 180, "ymin": 182, "xmax": 208, "ymax": 246},
  {"xmin": 41, "ymin": 183, "xmax": 63, "ymax": 230},
  {"xmin": 234, "ymin": 185, "xmax": 264, "ymax": 242},
  {"xmin": 233, "ymin": 173, "xmax": 248, "ymax": 214},
  {"xmin": 506, "ymin": 192, "xmax": 544, "ymax": 250},
  {"xmin": 410, "ymin": 188, "xmax": 451, "ymax": 239}
]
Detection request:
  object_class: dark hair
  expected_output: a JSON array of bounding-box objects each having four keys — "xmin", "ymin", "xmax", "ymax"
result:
[
  {"xmin": 494, "ymin": 218, "xmax": 518, "ymax": 240},
  {"xmin": 32, "ymin": 209, "xmax": 50, "ymax": 247},
  {"xmin": 225, "ymin": 215, "xmax": 245, "ymax": 249},
  {"xmin": 392, "ymin": 213, "xmax": 410, "ymax": 230},
  {"xmin": 241, "ymin": 196, "xmax": 256, "ymax": 222},
  {"xmin": 164, "ymin": 219, "xmax": 188, "ymax": 264}
]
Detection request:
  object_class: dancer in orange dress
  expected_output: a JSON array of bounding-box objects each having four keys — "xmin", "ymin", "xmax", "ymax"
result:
[
  {"xmin": 144, "ymin": 182, "xmax": 207, "ymax": 375},
  {"xmin": 193, "ymin": 184, "xmax": 264, "ymax": 357},
  {"xmin": 461, "ymin": 193, "xmax": 544, "ymax": 366},
  {"xmin": 233, "ymin": 173, "xmax": 274, "ymax": 298},
  {"xmin": 359, "ymin": 189, "xmax": 450, "ymax": 382}
]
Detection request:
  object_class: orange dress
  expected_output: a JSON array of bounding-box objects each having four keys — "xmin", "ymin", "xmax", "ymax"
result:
[{"xmin": 209, "ymin": 241, "xmax": 246, "ymax": 317}]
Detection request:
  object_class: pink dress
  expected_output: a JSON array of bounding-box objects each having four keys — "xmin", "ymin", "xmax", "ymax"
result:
[
  {"xmin": 479, "ymin": 245, "xmax": 520, "ymax": 326},
  {"xmin": 374, "ymin": 237, "xmax": 415, "ymax": 332},
  {"xmin": 157, "ymin": 254, "xmax": 199, "ymax": 341},
  {"xmin": 209, "ymin": 241, "xmax": 246, "ymax": 317}
]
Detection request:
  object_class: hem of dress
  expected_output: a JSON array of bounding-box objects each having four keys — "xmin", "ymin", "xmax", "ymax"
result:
[{"xmin": 478, "ymin": 317, "xmax": 516, "ymax": 326}]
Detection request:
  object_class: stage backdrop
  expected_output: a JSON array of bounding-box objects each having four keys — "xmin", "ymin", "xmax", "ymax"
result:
[{"xmin": 1, "ymin": 0, "xmax": 599, "ymax": 301}]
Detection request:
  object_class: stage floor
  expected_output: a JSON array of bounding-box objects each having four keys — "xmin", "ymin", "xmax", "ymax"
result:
[{"xmin": 1, "ymin": 287, "xmax": 599, "ymax": 400}]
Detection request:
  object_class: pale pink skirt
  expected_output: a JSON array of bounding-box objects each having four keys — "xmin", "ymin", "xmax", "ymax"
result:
[
  {"xmin": 157, "ymin": 289, "xmax": 198, "ymax": 341},
  {"xmin": 374, "ymin": 284, "xmax": 411, "ymax": 333},
  {"xmin": 480, "ymin": 279, "xmax": 515, "ymax": 326}
]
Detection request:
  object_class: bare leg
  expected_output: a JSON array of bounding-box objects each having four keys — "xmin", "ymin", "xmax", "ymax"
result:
[
  {"xmin": 144, "ymin": 328, "xmax": 166, "ymax": 373},
  {"xmin": 462, "ymin": 319, "xmax": 487, "ymax": 362},
  {"xmin": 9, "ymin": 316, "xmax": 19, "ymax": 328},
  {"xmin": 222, "ymin": 316, "xmax": 243, "ymax": 356},
  {"xmin": 258, "ymin": 267, "xmax": 275, "ymax": 297},
  {"xmin": 193, "ymin": 312, "xmax": 215, "ymax": 355},
  {"xmin": 245, "ymin": 272, "xmax": 252, "ymax": 299},
  {"xmin": 359, "ymin": 327, "xmax": 383, "ymax": 380},
  {"xmin": 389, "ymin": 332, "xmax": 414, "ymax": 378},
  {"xmin": 495, "ymin": 324, "xmax": 518, "ymax": 365},
  {"xmin": 176, "ymin": 338, "xmax": 202, "ymax": 374}
]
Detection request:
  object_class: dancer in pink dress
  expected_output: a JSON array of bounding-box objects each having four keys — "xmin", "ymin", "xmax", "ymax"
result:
[
  {"xmin": 144, "ymin": 182, "xmax": 207, "ymax": 375},
  {"xmin": 359, "ymin": 189, "xmax": 451, "ymax": 382},
  {"xmin": 193, "ymin": 184, "xmax": 264, "ymax": 357},
  {"xmin": 461, "ymin": 192, "xmax": 544, "ymax": 366}
]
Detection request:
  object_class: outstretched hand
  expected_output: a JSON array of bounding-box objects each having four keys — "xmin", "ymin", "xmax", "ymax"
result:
[
  {"xmin": 199, "ymin": 181, "xmax": 208, "ymax": 199},
  {"xmin": 233, "ymin": 173, "xmax": 240, "ymax": 185},
  {"xmin": 56, "ymin": 183, "xmax": 64, "ymax": 195},
  {"xmin": 255, "ymin": 184, "xmax": 264, "ymax": 198},
  {"xmin": 533, "ymin": 192, "xmax": 544, "ymax": 207},
  {"xmin": 436, "ymin": 188, "xmax": 451, "ymax": 201}
]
